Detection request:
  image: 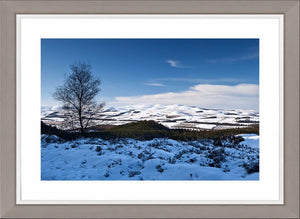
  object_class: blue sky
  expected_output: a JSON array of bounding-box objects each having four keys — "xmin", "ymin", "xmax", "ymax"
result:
[{"xmin": 41, "ymin": 39, "xmax": 259, "ymax": 110}]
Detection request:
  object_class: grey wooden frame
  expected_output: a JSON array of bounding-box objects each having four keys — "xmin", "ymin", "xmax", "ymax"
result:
[{"xmin": 1, "ymin": 0, "xmax": 299, "ymax": 218}]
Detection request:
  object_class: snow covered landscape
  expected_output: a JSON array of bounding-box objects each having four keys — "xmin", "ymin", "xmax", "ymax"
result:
[
  {"xmin": 41, "ymin": 105, "xmax": 259, "ymax": 181},
  {"xmin": 41, "ymin": 104, "xmax": 259, "ymax": 131},
  {"xmin": 40, "ymin": 39, "xmax": 260, "ymax": 181},
  {"xmin": 41, "ymin": 133, "xmax": 259, "ymax": 180}
]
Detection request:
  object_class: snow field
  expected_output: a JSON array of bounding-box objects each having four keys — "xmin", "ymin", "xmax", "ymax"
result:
[{"xmin": 41, "ymin": 134, "xmax": 259, "ymax": 180}]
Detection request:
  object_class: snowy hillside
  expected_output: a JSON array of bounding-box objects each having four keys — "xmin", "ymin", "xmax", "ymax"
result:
[
  {"xmin": 41, "ymin": 134, "xmax": 259, "ymax": 180},
  {"xmin": 41, "ymin": 104, "xmax": 259, "ymax": 130}
]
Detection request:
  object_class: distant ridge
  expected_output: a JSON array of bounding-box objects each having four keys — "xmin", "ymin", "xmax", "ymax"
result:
[{"xmin": 41, "ymin": 104, "xmax": 259, "ymax": 131}]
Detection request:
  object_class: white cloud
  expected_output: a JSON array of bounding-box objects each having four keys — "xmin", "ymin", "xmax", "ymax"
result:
[
  {"xmin": 153, "ymin": 77, "xmax": 245, "ymax": 84},
  {"xmin": 165, "ymin": 59, "xmax": 194, "ymax": 68},
  {"xmin": 165, "ymin": 59, "xmax": 180, "ymax": 68},
  {"xmin": 144, "ymin": 83, "xmax": 165, "ymax": 87},
  {"xmin": 111, "ymin": 84, "xmax": 259, "ymax": 110}
]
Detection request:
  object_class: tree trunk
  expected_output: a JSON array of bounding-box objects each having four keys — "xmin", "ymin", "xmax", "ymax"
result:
[{"xmin": 79, "ymin": 110, "xmax": 84, "ymax": 134}]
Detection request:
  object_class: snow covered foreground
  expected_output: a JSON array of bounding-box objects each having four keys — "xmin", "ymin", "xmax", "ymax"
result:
[{"xmin": 41, "ymin": 134, "xmax": 259, "ymax": 180}]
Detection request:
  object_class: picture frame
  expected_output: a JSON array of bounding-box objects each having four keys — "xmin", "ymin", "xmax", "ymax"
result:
[
  {"xmin": 0, "ymin": 0, "xmax": 299, "ymax": 218},
  {"xmin": 17, "ymin": 15, "xmax": 275, "ymax": 204}
]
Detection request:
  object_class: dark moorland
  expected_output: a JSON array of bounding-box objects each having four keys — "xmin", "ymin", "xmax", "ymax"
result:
[{"xmin": 42, "ymin": 120, "xmax": 259, "ymax": 144}]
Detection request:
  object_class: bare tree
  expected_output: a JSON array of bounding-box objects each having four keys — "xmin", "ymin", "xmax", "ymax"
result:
[{"xmin": 53, "ymin": 62, "xmax": 104, "ymax": 133}]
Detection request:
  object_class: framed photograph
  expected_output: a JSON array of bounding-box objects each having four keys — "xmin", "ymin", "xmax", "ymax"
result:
[{"xmin": 1, "ymin": 0, "xmax": 299, "ymax": 218}]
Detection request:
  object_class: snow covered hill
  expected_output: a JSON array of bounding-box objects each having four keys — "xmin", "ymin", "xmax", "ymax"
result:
[
  {"xmin": 41, "ymin": 104, "xmax": 259, "ymax": 130},
  {"xmin": 41, "ymin": 134, "xmax": 259, "ymax": 180}
]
